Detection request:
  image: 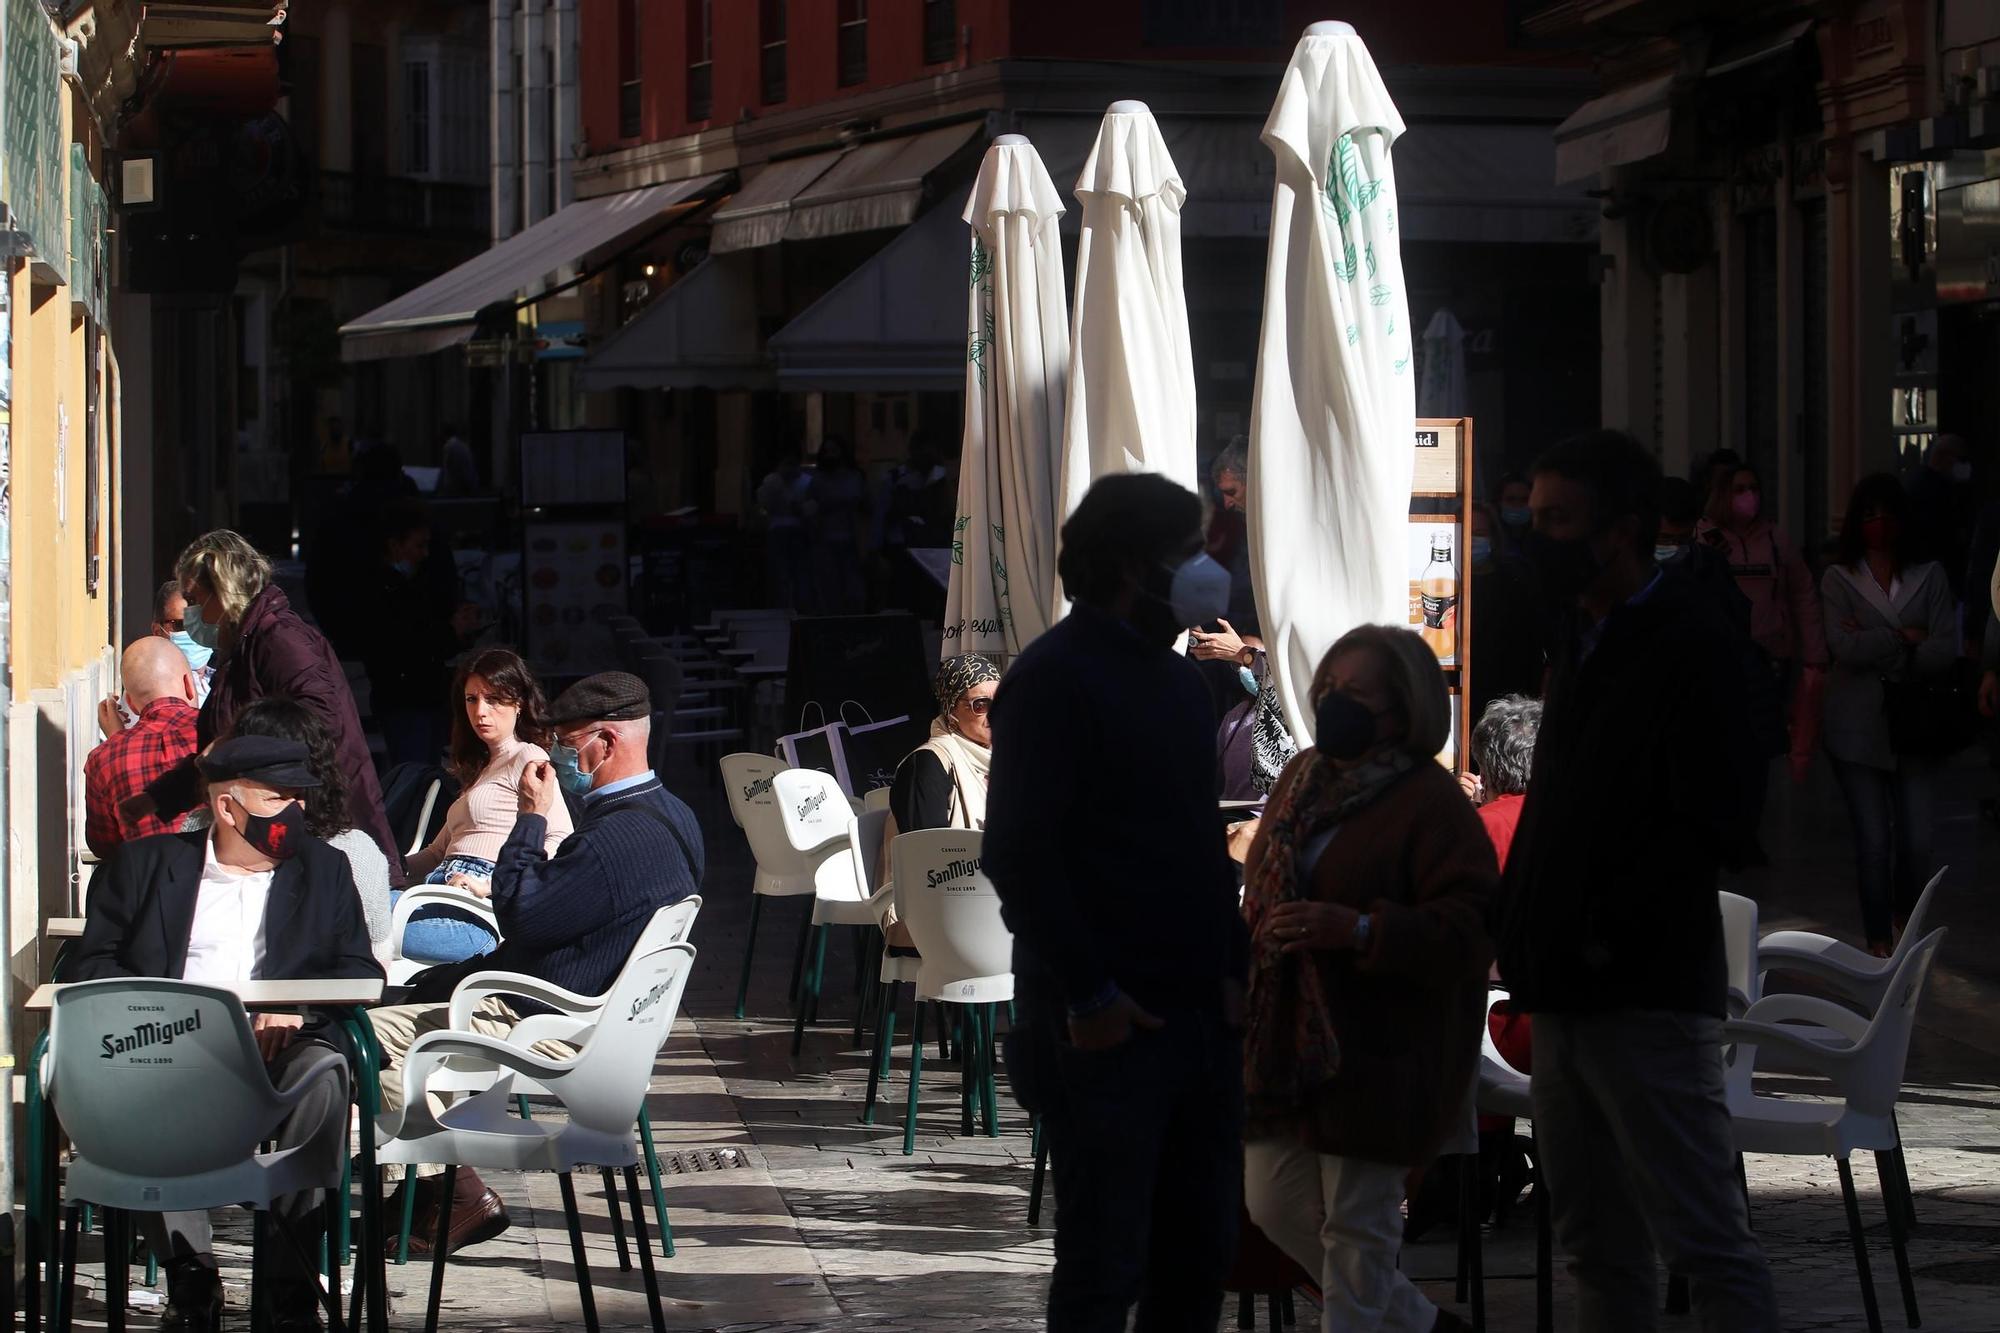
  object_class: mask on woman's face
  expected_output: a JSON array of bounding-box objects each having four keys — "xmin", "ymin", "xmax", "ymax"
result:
[
  {"xmin": 184, "ymin": 598, "xmax": 222, "ymax": 651},
  {"xmin": 227, "ymin": 794, "xmax": 306, "ymax": 860},
  {"xmin": 1500, "ymin": 505, "xmax": 1532, "ymax": 529},
  {"xmin": 1861, "ymin": 516, "xmax": 1898, "ymax": 552},
  {"xmin": 1468, "ymin": 536, "xmax": 1494, "ymax": 568},
  {"xmin": 1314, "ymin": 690, "xmax": 1390, "ymax": 762},
  {"xmin": 1731, "ymin": 491, "xmax": 1760, "ymax": 522}
]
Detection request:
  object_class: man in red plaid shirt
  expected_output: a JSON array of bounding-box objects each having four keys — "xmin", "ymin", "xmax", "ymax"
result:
[{"xmin": 85, "ymin": 638, "xmax": 201, "ymax": 856}]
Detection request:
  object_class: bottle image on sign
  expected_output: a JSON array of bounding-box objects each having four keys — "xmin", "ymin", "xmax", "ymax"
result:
[{"xmin": 1412, "ymin": 534, "xmax": 1458, "ymax": 663}]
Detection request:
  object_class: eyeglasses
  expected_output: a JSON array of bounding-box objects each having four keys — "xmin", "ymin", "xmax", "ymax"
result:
[
  {"xmin": 159, "ymin": 618, "xmax": 185, "ymax": 632},
  {"xmin": 961, "ymin": 697, "xmax": 993, "ymax": 716}
]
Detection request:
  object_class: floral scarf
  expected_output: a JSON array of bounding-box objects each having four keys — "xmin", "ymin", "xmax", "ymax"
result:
[{"xmin": 1242, "ymin": 746, "xmax": 1415, "ymax": 1121}]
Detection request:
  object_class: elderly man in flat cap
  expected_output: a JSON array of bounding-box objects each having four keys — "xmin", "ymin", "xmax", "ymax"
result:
[
  {"xmin": 73, "ymin": 734, "xmax": 382, "ymax": 1333},
  {"xmin": 367, "ymin": 670, "xmax": 705, "ymax": 1256}
]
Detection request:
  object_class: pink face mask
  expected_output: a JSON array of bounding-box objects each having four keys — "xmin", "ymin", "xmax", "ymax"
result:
[{"xmin": 1731, "ymin": 491, "xmax": 1760, "ymax": 522}]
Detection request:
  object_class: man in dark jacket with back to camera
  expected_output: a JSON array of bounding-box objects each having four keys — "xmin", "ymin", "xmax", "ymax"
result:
[
  {"xmin": 1495, "ymin": 430, "xmax": 1778, "ymax": 1332},
  {"xmin": 984, "ymin": 472, "xmax": 1247, "ymax": 1333}
]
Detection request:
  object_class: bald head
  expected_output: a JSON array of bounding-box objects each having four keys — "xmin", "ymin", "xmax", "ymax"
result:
[{"xmin": 122, "ymin": 637, "xmax": 196, "ymax": 711}]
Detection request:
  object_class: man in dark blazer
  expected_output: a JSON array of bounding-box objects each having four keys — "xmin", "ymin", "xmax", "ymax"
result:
[{"xmin": 74, "ymin": 735, "xmax": 381, "ymax": 1333}]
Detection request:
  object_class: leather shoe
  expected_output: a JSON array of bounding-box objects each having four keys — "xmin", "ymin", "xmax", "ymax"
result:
[
  {"xmin": 160, "ymin": 1257, "xmax": 222, "ymax": 1333},
  {"xmin": 395, "ymin": 1186, "xmax": 511, "ymax": 1258}
]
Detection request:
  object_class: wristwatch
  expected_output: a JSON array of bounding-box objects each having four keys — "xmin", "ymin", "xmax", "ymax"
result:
[{"xmin": 1237, "ymin": 645, "xmax": 1257, "ymax": 668}]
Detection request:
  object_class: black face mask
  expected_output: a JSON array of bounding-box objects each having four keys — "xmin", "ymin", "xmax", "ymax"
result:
[
  {"xmin": 1314, "ymin": 691, "xmax": 1389, "ymax": 761},
  {"xmin": 1523, "ymin": 528, "xmax": 1604, "ymax": 602},
  {"xmin": 231, "ymin": 797, "xmax": 307, "ymax": 860}
]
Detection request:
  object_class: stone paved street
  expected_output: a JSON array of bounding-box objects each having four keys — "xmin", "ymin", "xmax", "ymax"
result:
[{"xmin": 62, "ymin": 752, "xmax": 2000, "ymax": 1332}]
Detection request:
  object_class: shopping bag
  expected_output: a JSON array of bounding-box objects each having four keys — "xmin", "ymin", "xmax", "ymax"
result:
[
  {"xmin": 777, "ymin": 709, "xmax": 854, "ymax": 795},
  {"xmin": 842, "ymin": 713, "xmax": 930, "ymax": 794}
]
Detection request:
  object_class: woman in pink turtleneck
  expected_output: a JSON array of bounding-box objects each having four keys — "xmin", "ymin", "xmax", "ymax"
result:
[{"xmin": 398, "ymin": 647, "xmax": 573, "ymax": 962}]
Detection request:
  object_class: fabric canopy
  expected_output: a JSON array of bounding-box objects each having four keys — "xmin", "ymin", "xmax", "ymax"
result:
[
  {"xmin": 340, "ymin": 174, "xmax": 727, "ymax": 361},
  {"xmin": 709, "ymin": 152, "xmax": 842, "ymax": 254},
  {"xmin": 1553, "ymin": 74, "xmax": 1673, "ymax": 185},
  {"xmin": 577, "ymin": 255, "xmax": 771, "ymax": 392},
  {"xmin": 1246, "ymin": 23, "xmax": 1418, "ymax": 743},
  {"xmin": 787, "ymin": 123, "xmax": 984, "ymax": 241},
  {"xmin": 766, "ymin": 191, "xmax": 972, "ymax": 390},
  {"xmin": 1058, "ymin": 101, "xmax": 1199, "ymax": 525},
  {"xmin": 944, "ymin": 135, "xmax": 1070, "ymax": 662}
]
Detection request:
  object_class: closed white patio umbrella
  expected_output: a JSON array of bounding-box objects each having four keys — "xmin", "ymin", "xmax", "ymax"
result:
[
  {"xmin": 1058, "ymin": 100, "xmax": 1199, "ymax": 522},
  {"xmin": 944, "ymin": 135, "xmax": 1070, "ymax": 661},
  {"xmin": 1247, "ymin": 22, "xmax": 1417, "ymax": 740}
]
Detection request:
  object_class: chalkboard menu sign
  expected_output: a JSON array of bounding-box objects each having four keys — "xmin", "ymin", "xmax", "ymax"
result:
[{"xmin": 781, "ymin": 614, "xmax": 933, "ymax": 744}]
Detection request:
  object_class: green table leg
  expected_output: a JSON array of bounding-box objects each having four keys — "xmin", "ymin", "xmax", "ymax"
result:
[
  {"xmin": 636, "ymin": 1113, "xmax": 675, "ymax": 1259},
  {"xmin": 340, "ymin": 1013, "xmax": 390, "ymax": 1333}
]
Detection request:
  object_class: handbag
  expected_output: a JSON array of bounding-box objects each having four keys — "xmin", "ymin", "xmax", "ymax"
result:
[{"xmin": 1881, "ymin": 652, "xmax": 1975, "ymax": 758}]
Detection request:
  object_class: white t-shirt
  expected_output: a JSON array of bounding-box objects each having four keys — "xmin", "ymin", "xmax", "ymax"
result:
[{"xmin": 183, "ymin": 840, "xmax": 276, "ymax": 989}]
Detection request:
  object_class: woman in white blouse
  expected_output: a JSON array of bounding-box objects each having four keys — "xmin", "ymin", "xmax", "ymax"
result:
[{"xmin": 396, "ymin": 647, "xmax": 574, "ymax": 962}]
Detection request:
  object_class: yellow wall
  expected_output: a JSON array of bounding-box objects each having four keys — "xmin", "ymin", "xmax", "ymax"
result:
[{"xmin": 8, "ymin": 90, "xmax": 116, "ymax": 702}]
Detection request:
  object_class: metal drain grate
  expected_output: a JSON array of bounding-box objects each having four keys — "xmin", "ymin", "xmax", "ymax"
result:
[{"xmin": 656, "ymin": 1147, "xmax": 752, "ymax": 1174}]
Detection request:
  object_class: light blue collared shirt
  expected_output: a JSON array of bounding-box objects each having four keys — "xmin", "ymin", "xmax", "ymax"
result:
[{"xmin": 585, "ymin": 770, "xmax": 658, "ymax": 806}]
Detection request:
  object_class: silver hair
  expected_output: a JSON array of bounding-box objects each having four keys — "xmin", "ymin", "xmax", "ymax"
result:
[{"xmin": 1471, "ymin": 695, "xmax": 1543, "ymax": 797}]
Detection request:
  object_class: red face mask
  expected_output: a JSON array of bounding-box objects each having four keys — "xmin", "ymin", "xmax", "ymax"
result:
[{"xmin": 1861, "ymin": 516, "xmax": 1897, "ymax": 551}]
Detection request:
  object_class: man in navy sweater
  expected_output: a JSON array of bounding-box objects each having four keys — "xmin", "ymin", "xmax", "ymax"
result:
[
  {"xmin": 368, "ymin": 671, "xmax": 704, "ymax": 1255},
  {"xmin": 985, "ymin": 473, "xmax": 1247, "ymax": 1333}
]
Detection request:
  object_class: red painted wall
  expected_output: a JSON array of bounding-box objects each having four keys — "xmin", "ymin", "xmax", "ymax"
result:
[{"xmin": 580, "ymin": 0, "xmax": 1551, "ymax": 154}]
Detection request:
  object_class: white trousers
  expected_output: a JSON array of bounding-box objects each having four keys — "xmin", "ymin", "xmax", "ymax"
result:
[{"xmin": 1243, "ymin": 1138, "xmax": 1437, "ymax": 1333}]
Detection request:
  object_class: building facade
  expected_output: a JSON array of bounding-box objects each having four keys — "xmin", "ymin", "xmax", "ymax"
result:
[{"xmin": 1542, "ymin": 0, "xmax": 2000, "ymax": 545}]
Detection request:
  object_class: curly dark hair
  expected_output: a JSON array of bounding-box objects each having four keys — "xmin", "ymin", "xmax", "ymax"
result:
[
  {"xmin": 448, "ymin": 646, "xmax": 552, "ymax": 787},
  {"xmin": 225, "ymin": 697, "xmax": 350, "ymax": 838}
]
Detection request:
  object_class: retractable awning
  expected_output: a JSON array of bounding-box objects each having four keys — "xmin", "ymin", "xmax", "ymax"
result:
[
  {"xmin": 577, "ymin": 255, "xmax": 772, "ymax": 392},
  {"xmin": 766, "ymin": 190, "xmax": 971, "ymax": 391},
  {"xmin": 1553, "ymin": 74, "xmax": 1674, "ymax": 185},
  {"xmin": 710, "ymin": 122, "xmax": 984, "ymax": 253},
  {"xmin": 784, "ymin": 122, "xmax": 984, "ymax": 240},
  {"xmin": 339, "ymin": 173, "xmax": 729, "ymax": 362}
]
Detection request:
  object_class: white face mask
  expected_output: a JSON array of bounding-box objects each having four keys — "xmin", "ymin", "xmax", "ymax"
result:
[{"xmin": 1168, "ymin": 553, "xmax": 1231, "ymax": 630}]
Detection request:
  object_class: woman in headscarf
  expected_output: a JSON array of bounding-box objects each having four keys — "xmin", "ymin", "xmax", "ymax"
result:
[
  {"xmin": 1240, "ymin": 625, "xmax": 1495, "ymax": 1333},
  {"xmin": 879, "ymin": 654, "xmax": 999, "ymax": 941}
]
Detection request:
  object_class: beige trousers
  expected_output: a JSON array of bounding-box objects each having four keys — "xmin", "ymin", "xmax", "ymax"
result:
[{"xmin": 367, "ymin": 996, "xmax": 575, "ymax": 1178}]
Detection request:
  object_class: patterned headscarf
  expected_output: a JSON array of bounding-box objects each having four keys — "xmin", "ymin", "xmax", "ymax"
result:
[{"xmin": 933, "ymin": 653, "xmax": 1001, "ymax": 715}]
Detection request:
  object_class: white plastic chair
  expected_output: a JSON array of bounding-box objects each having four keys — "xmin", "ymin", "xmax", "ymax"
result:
[
  {"xmin": 1718, "ymin": 890, "xmax": 1760, "ymax": 1017},
  {"xmin": 720, "ymin": 752, "xmax": 818, "ymax": 1020},
  {"xmin": 1724, "ymin": 929, "xmax": 1945, "ymax": 1333},
  {"xmin": 862, "ymin": 786, "xmax": 892, "ymax": 814},
  {"xmin": 773, "ymin": 767, "xmax": 887, "ymax": 1056},
  {"xmin": 406, "ymin": 778, "xmax": 445, "ymax": 856},
  {"xmin": 1474, "ymin": 987, "xmax": 1550, "ymax": 1333},
  {"xmin": 1757, "ymin": 867, "xmax": 1945, "ymax": 1015},
  {"xmin": 377, "ymin": 941, "xmax": 697, "ymax": 1333},
  {"xmin": 47, "ymin": 979, "xmax": 350, "ymax": 1331},
  {"xmin": 387, "ymin": 886, "xmax": 503, "ymax": 986},
  {"xmin": 387, "ymin": 897, "xmax": 704, "ymax": 1267},
  {"xmin": 890, "ymin": 829, "xmax": 1014, "ymax": 1156}
]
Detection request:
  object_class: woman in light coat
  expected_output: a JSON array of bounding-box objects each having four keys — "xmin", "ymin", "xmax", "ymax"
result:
[{"xmin": 1820, "ymin": 474, "xmax": 1956, "ymax": 955}]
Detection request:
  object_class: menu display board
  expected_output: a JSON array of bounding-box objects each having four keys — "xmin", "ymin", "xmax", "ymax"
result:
[
  {"xmin": 522, "ymin": 519, "xmax": 627, "ymax": 672},
  {"xmin": 1412, "ymin": 418, "xmax": 1474, "ymax": 771}
]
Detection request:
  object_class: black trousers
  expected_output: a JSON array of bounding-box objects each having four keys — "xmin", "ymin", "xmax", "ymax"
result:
[
  {"xmin": 142, "ymin": 1036, "xmax": 349, "ymax": 1302},
  {"xmin": 1022, "ymin": 1008, "xmax": 1244, "ymax": 1333}
]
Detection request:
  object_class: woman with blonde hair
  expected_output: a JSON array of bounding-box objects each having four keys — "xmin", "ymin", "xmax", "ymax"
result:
[
  {"xmin": 125, "ymin": 529, "xmax": 403, "ymax": 880},
  {"xmin": 1240, "ymin": 624, "xmax": 1495, "ymax": 1333}
]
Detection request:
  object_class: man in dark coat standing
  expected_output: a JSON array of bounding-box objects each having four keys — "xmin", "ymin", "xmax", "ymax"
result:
[
  {"xmin": 1494, "ymin": 431, "xmax": 1778, "ymax": 1332},
  {"xmin": 75, "ymin": 736, "xmax": 382, "ymax": 1333},
  {"xmin": 984, "ymin": 473, "xmax": 1247, "ymax": 1333}
]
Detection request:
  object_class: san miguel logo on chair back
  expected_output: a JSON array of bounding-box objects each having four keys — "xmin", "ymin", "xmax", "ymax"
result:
[
  {"xmin": 100, "ymin": 1009, "xmax": 204, "ymax": 1059},
  {"xmin": 796, "ymin": 787, "xmax": 830, "ymax": 821},
  {"xmin": 926, "ymin": 856, "xmax": 982, "ymax": 890}
]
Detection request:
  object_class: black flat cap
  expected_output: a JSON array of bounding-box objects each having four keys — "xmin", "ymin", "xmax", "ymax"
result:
[
  {"xmin": 547, "ymin": 671, "xmax": 652, "ymax": 726},
  {"xmin": 197, "ymin": 736, "xmax": 321, "ymax": 789}
]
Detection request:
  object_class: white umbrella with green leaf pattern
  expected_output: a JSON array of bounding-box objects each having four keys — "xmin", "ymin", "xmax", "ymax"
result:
[
  {"xmin": 1247, "ymin": 22, "xmax": 1418, "ymax": 742},
  {"xmin": 944, "ymin": 135, "xmax": 1070, "ymax": 662}
]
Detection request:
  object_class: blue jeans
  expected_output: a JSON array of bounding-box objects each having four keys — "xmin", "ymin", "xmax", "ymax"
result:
[
  {"xmin": 394, "ymin": 857, "xmax": 499, "ymax": 964},
  {"xmin": 1008, "ymin": 1006, "xmax": 1243, "ymax": 1333},
  {"xmin": 1829, "ymin": 756, "xmax": 1936, "ymax": 944}
]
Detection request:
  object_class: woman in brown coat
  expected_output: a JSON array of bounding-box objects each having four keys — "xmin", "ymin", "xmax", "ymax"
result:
[{"xmin": 1241, "ymin": 624, "xmax": 1495, "ymax": 1333}]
